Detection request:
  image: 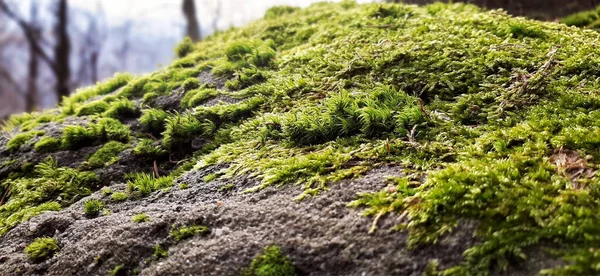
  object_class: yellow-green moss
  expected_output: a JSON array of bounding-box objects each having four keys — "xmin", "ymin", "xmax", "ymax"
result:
[
  {"xmin": 243, "ymin": 245, "xmax": 296, "ymax": 276},
  {"xmin": 85, "ymin": 141, "xmax": 129, "ymax": 168},
  {"xmin": 169, "ymin": 224, "xmax": 209, "ymax": 241},
  {"xmin": 132, "ymin": 213, "xmax": 149, "ymax": 223},
  {"xmin": 7, "ymin": 130, "xmax": 45, "ymax": 151},
  {"xmin": 25, "ymin": 237, "xmax": 59, "ymax": 262}
]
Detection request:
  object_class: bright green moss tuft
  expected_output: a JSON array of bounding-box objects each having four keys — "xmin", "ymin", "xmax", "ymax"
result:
[
  {"xmin": 175, "ymin": 36, "xmax": 196, "ymax": 58},
  {"xmin": 77, "ymin": 101, "xmax": 110, "ymax": 116},
  {"xmin": 561, "ymin": 6, "xmax": 600, "ymax": 28},
  {"xmin": 111, "ymin": 192, "xmax": 128, "ymax": 202},
  {"xmin": 153, "ymin": 244, "xmax": 168, "ymax": 259},
  {"xmin": 162, "ymin": 112, "xmax": 215, "ymax": 149},
  {"xmin": 132, "ymin": 213, "xmax": 150, "ymax": 223},
  {"xmin": 182, "ymin": 78, "xmax": 200, "ymax": 91},
  {"xmin": 61, "ymin": 73, "xmax": 132, "ymax": 115},
  {"xmin": 34, "ymin": 137, "xmax": 63, "ymax": 153},
  {"xmin": 169, "ymin": 224, "xmax": 209, "ymax": 241},
  {"xmin": 243, "ymin": 245, "xmax": 296, "ymax": 276},
  {"xmin": 109, "ymin": 264, "xmax": 126, "ymax": 276},
  {"xmin": 25, "ymin": 237, "xmax": 59, "ymax": 262},
  {"xmin": 132, "ymin": 138, "xmax": 167, "ymax": 159},
  {"xmin": 102, "ymin": 98, "xmax": 139, "ymax": 119},
  {"xmin": 7, "ymin": 130, "xmax": 45, "ymax": 151},
  {"xmin": 203, "ymin": 174, "xmax": 217, "ymax": 182},
  {"xmin": 83, "ymin": 199, "xmax": 104, "ymax": 216},
  {"xmin": 126, "ymin": 172, "xmax": 174, "ymax": 196},
  {"xmin": 139, "ymin": 108, "xmax": 169, "ymax": 135},
  {"xmin": 263, "ymin": 6, "xmax": 300, "ymax": 20},
  {"xmin": 85, "ymin": 141, "xmax": 128, "ymax": 168},
  {"xmin": 101, "ymin": 187, "xmax": 112, "ymax": 196},
  {"xmin": 61, "ymin": 118, "xmax": 130, "ymax": 149},
  {"xmin": 218, "ymin": 183, "xmax": 235, "ymax": 192},
  {"xmin": 180, "ymin": 88, "xmax": 218, "ymax": 108}
]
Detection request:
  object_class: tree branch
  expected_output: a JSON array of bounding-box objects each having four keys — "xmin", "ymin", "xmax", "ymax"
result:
[{"xmin": 0, "ymin": 0, "xmax": 59, "ymax": 75}]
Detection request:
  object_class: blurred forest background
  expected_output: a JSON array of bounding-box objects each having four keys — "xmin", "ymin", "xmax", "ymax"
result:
[{"xmin": 0, "ymin": 0, "xmax": 597, "ymax": 119}]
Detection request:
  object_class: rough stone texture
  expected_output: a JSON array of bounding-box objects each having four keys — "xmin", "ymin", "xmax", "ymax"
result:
[{"xmin": 0, "ymin": 165, "xmax": 479, "ymax": 276}]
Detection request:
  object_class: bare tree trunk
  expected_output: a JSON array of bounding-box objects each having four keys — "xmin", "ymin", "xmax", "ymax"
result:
[
  {"xmin": 182, "ymin": 0, "xmax": 201, "ymax": 42},
  {"xmin": 25, "ymin": 0, "xmax": 39, "ymax": 112},
  {"xmin": 54, "ymin": 0, "xmax": 70, "ymax": 102}
]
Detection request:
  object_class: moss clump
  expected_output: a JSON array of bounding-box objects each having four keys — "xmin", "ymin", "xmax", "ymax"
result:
[
  {"xmin": 243, "ymin": 245, "xmax": 296, "ymax": 276},
  {"xmin": 61, "ymin": 118, "xmax": 130, "ymax": 149},
  {"xmin": 263, "ymin": 6, "xmax": 300, "ymax": 20},
  {"xmin": 561, "ymin": 6, "xmax": 600, "ymax": 29},
  {"xmin": 126, "ymin": 173, "xmax": 174, "ymax": 196},
  {"xmin": 175, "ymin": 36, "xmax": 196, "ymax": 58},
  {"xmin": 101, "ymin": 187, "xmax": 112, "ymax": 195},
  {"xmin": 153, "ymin": 244, "xmax": 168, "ymax": 259},
  {"xmin": 102, "ymin": 98, "xmax": 139, "ymax": 119},
  {"xmin": 34, "ymin": 137, "xmax": 62, "ymax": 153},
  {"xmin": 132, "ymin": 138, "xmax": 167, "ymax": 159},
  {"xmin": 182, "ymin": 78, "xmax": 200, "ymax": 91},
  {"xmin": 162, "ymin": 112, "xmax": 215, "ymax": 149},
  {"xmin": 132, "ymin": 213, "xmax": 150, "ymax": 223},
  {"xmin": 85, "ymin": 141, "xmax": 128, "ymax": 168},
  {"xmin": 218, "ymin": 183, "xmax": 235, "ymax": 193},
  {"xmin": 83, "ymin": 199, "xmax": 104, "ymax": 216},
  {"xmin": 169, "ymin": 224, "xmax": 209, "ymax": 241},
  {"xmin": 7, "ymin": 130, "xmax": 45, "ymax": 151},
  {"xmin": 110, "ymin": 192, "xmax": 128, "ymax": 202},
  {"xmin": 77, "ymin": 101, "xmax": 110, "ymax": 116},
  {"xmin": 109, "ymin": 264, "xmax": 126, "ymax": 276},
  {"xmin": 61, "ymin": 73, "xmax": 132, "ymax": 116},
  {"xmin": 25, "ymin": 237, "xmax": 59, "ymax": 262},
  {"xmin": 180, "ymin": 88, "xmax": 218, "ymax": 108},
  {"xmin": 139, "ymin": 109, "xmax": 169, "ymax": 135},
  {"xmin": 0, "ymin": 157, "xmax": 97, "ymax": 234}
]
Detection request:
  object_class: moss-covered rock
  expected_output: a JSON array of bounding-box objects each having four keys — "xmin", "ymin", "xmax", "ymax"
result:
[{"xmin": 3, "ymin": 1, "xmax": 600, "ymax": 275}]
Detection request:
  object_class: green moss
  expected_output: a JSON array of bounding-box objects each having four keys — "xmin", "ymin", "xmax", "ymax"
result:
[
  {"xmin": 34, "ymin": 137, "xmax": 63, "ymax": 153},
  {"xmin": 101, "ymin": 187, "xmax": 112, "ymax": 196},
  {"xmin": 0, "ymin": 157, "xmax": 97, "ymax": 234},
  {"xmin": 61, "ymin": 118, "xmax": 130, "ymax": 149},
  {"xmin": 5, "ymin": 1, "xmax": 600, "ymax": 273},
  {"xmin": 102, "ymin": 98, "xmax": 139, "ymax": 119},
  {"xmin": 561, "ymin": 6, "xmax": 600, "ymax": 28},
  {"xmin": 243, "ymin": 245, "xmax": 296, "ymax": 276},
  {"xmin": 153, "ymin": 244, "xmax": 168, "ymax": 259},
  {"xmin": 178, "ymin": 183, "xmax": 190, "ymax": 189},
  {"xmin": 111, "ymin": 192, "xmax": 128, "ymax": 202},
  {"xmin": 162, "ymin": 112, "xmax": 215, "ymax": 149},
  {"xmin": 85, "ymin": 141, "xmax": 128, "ymax": 168},
  {"xmin": 175, "ymin": 36, "xmax": 196, "ymax": 58},
  {"xmin": 218, "ymin": 183, "xmax": 235, "ymax": 192},
  {"xmin": 83, "ymin": 199, "xmax": 104, "ymax": 216},
  {"xmin": 264, "ymin": 6, "xmax": 300, "ymax": 20},
  {"xmin": 109, "ymin": 264, "xmax": 126, "ymax": 276},
  {"xmin": 132, "ymin": 138, "xmax": 167, "ymax": 159},
  {"xmin": 180, "ymin": 88, "xmax": 218, "ymax": 108},
  {"xmin": 169, "ymin": 224, "xmax": 209, "ymax": 241},
  {"xmin": 182, "ymin": 78, "xmax": 200, "ymax": 91},
  {"xmin": 139, "ymin": 109, "xmax": 169, "ymax": 135},
  {"xmin": 61, "ymin": 73, "xmax": 132, "ymax": 115},
  {"xmin": 126, "ymin": 173, "xmax": 174, "ymax": 196},
  {"xmin": 7, "ymin": 130, "xmax": 45, "ymax": 151},
  {"xmin": 77, "ymin": 101, "xmax": 110, "ymax": 116},
  {"xmin": 142, "ymin": 92, "xmax": 159, "ymax": 105},
  {"xmin": 25, "ymin": 237, "xmax": 59, "ymax": 262},
  {"xmin": 132, "ymin": 213, "xmax": 150, "ymax": 223},
  {"xmin": 203, "ymin": 174, "xmax": 217, "ymax": 182}
]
